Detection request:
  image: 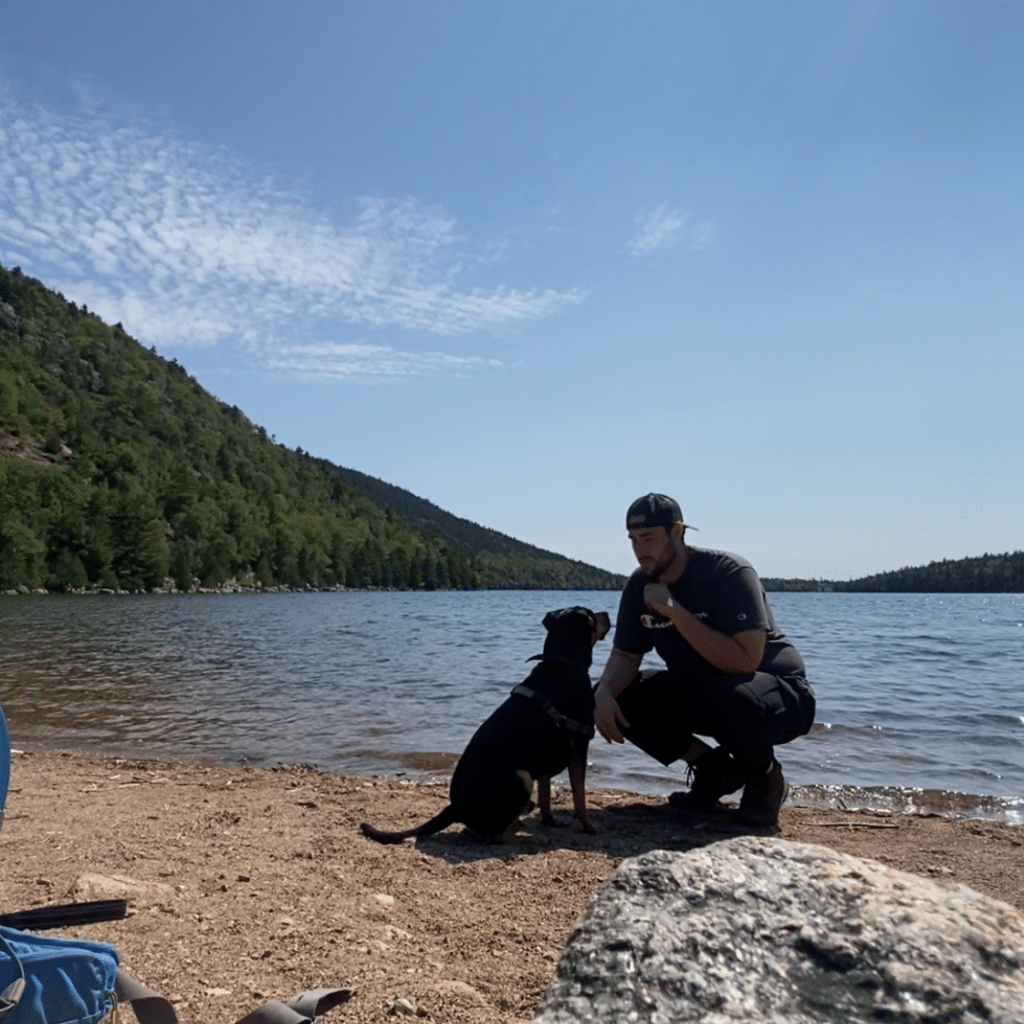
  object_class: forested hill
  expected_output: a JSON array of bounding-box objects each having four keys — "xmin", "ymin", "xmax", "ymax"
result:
[
  {"xmin": 0, "ymin": 263, "xmax": 625, "ymax": 593},
  {"xmin": 763, "ymin": 550, "xmax": 1024, "ymax": 593}
]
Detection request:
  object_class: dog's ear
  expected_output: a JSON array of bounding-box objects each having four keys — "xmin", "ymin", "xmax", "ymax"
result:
[{"xmin": 542, "ymin": 606, "xmax": 587, "ymax": 631}]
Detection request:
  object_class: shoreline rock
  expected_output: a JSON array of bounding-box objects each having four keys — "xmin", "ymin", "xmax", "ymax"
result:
[{"xmin": 535, "ymin": 840, "xmax": 1024, "ymax": 1023}]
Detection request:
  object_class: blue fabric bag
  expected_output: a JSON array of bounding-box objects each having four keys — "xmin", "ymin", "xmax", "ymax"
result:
[{"xmin": 0, "ymin": 927, "xmax": 117, "ymax": 1024}]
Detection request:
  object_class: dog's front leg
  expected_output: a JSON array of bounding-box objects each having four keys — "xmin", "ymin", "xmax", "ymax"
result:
[
  {"xmin": 568, "ymin": 753, "xmax": 596, "ymax": 834},
  {"xmin": 537, "ymin": 776, "xmax": 554, "ymax": 825}
]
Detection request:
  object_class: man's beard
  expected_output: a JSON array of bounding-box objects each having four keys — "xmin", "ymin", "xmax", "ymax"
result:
[{"xmin": 642, "ymin": 545, "xmax": 677, "ymax": 580}]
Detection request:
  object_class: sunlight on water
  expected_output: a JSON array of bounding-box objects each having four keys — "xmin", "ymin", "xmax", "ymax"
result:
[{"xmin": 2, "ymin": 590, "xmax": 1023, "ymax": 822}]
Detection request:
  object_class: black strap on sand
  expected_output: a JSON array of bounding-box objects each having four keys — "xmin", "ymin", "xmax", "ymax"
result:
[
  {"xmin": 0, "ymin": 901, "xmax": 127, "ymax": 932},
  {"xmin": 115, "ymin": 970, "xmax": 356, "ymax": 1024},
  {"xmin": 234, "ymin": 988, "xmax": 357, "ymax": 1024},
  {"xmin": 510, "ymin": 684, "xmax": 595, "ymax": 738}
]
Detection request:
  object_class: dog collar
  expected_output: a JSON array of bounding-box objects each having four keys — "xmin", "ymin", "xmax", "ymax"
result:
[
  {"xmin": 526, "ymin": 653, "xmax": 591, "ymax": 670},
  {"xmin": 510, "ymin": 684, "xmax": 595, "ymax": 739}
]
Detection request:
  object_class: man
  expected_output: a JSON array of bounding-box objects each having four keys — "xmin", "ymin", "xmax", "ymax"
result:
[{"xmin": 594, "ymin": 493, "xmax": 815, "ymax": 827}]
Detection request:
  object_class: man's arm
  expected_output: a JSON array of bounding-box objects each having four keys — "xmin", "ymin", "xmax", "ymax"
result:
[
  {"xmin": 593, "ymin": 647, "xmax": 643, "ymax": 743},
  {"xmin": 643, "ymin": 583, "xmax": 766, "ymax": 675}
]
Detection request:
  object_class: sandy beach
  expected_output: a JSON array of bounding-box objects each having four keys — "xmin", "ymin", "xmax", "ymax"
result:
[{"xmin": 2, "ymin": 750, "xmax": 1022, "ymax": 1024}]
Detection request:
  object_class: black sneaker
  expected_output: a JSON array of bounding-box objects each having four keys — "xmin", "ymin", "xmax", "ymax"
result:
[
  {"xmin": 734, "ymin": 759, "xmax": 787, "ymax": 827},
  {"xmin": 668, "ymin": 746, "xmax": 744, "ymax": 811}
]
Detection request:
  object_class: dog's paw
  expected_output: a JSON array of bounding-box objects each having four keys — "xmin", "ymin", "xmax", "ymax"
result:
[{"xmin": 574, "ymin": 811, "xmax": 597, "ymax": 834}]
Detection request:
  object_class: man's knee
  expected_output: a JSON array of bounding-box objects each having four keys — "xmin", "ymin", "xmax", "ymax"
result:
[
  {"xmin": 772, "ymin": 676, "xmax": 816, "ymax": 744},
  {"xmin": 733, "ymin": 673, "xmax": 815, "ymax": 747},
  {"xmin": 616, "ymin": 671, "xmax": 694, "ymax": 767}
]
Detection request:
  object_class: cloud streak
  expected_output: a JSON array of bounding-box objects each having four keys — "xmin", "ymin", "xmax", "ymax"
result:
[
  {"xmin": 628, "ymin": 203, "xmax": 714, "ymax": 256},
  {"xmin": 266, "ymin": 342, "xmax": 502, "ymax": 381},
  {"xmin": 0, "ymin": 92, "xmax": 584, "ymax": 379}
]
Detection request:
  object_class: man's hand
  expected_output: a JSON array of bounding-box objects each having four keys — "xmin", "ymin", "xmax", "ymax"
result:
[
  {"xmin": 643, "ymin": 583, "xmax": 675, "ymax": 616},
  {"xmin": 594, "ymin": 683, "xmax": 631, "ymax": 744},
  {"xmin": 643, "ymin": 583, "xmax": 767, "ymax": 675},
  {"xmin": 593, "ymin": 647, "xmax": 642, "ymax": 743}
]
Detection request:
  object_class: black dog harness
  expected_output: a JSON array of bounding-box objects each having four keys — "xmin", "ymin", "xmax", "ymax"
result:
[{"xmin": 512, "ymin": 656, "xmax": 595, "ymax": 739}]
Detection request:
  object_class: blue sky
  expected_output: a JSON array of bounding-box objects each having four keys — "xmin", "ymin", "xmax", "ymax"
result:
[{"xmin": 1, "ymin": 1, "xmax": 1021, "ymax": 580}]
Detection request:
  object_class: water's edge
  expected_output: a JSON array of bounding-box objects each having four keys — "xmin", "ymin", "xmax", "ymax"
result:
[{"xmin": 13, "ymin": 738, "xmax": 1021, "ymax": 826}]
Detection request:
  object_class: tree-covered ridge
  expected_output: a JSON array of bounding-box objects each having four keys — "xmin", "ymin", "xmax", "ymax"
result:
[
  {"xmin": 342, "ymin": 465, "xmax": 568, "ymax": 559},
  {"xmin": 763, "ymin": 551, "xmax": 1024, "ymax": 593},
  {"xmin": 0, "ymin": 263, "xmax": 625, "ymax": 593}
]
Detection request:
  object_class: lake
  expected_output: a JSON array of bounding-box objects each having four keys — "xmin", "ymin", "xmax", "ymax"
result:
[{"xmin": 1, "ymin": 590, "xmax": 1022, "ymax": 822}]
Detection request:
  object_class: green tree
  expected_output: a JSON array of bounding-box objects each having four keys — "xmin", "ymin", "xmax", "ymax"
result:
[
  {"xmin": 49, "ymin": 548, "xmax": 88, "ymax": 590},
  {"xmin": 0, "ymin": 514, "xmax": 47, "ymax": 589}
]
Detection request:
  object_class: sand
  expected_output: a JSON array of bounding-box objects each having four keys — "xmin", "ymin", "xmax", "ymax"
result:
[{"xmin": 2, "ymin": 750, "xmax": 1022, "ymax": 1024}]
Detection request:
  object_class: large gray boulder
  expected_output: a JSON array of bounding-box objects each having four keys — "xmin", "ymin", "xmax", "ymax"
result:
[{"xmin": 534, "ymin": 837, "xmax": 1024, "ymax": 1023}]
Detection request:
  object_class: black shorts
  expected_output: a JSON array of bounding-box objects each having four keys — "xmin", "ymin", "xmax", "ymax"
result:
[{"xmin": 614, "ymin": 667, "xmax": 816, "ymax": 771}]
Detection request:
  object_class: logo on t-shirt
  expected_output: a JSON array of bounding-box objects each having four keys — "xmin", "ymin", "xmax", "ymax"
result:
[
  {"xmin": 641, "ymin": 611, "xmax": 708, "ymax": 629},
  {"xmin": 640, "ymin": 614, "xmax": 673, "ymax": 630}
]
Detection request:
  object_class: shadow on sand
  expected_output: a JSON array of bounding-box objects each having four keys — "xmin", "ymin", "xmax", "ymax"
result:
[{"xmin": 366, "ymin": 796, "xmax": 778, "ymax": 867}]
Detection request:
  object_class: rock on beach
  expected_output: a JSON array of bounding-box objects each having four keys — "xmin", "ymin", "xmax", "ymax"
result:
[{"xmin": 534, "ymin": 837, "xmax": 1024, "ymax": 1024}]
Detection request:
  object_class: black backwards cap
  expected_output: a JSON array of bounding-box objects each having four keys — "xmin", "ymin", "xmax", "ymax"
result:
[{"xmin": 625, "ymin": 493, "xmax": 695, "ymax": 531}]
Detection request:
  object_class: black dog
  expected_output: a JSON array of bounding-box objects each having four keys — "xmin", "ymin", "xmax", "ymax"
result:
[{"xmin": 360, "ymin": 606, "xmax": 610, "ymax": 844}]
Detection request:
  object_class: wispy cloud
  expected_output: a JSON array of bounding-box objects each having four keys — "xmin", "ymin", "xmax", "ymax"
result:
[
  {"xmin": 628, "ymin": 203, "xmax": 714, "ymax": 256},
  {"xmin": 266, "ymin": 342, "xmax": 502, "ymax": 381},
  {"xmin": 0, "ymin": 90, "xmax": 584, "ymax": 379}
]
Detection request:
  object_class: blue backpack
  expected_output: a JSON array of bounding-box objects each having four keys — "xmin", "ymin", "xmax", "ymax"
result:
[
  {"xmin": 0, "ymin": 928, "xmax": 119, "ymax": 1024},
  {"xmin": 0, "ymin": 705, "xmax": 353, "ymax": 1024}
]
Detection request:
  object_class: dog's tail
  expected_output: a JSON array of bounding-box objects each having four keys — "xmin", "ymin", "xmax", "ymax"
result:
[{"xmin": 359, "ymin": 804, "xmax": 460, "ymax": 845}]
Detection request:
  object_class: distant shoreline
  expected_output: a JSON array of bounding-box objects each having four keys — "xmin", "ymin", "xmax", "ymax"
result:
[
  {"xmin": 6, "ymin": 584, "xmax": 1023, "ymax": 596},
  {"xmin": 2, "ymin": 582, "xmax": 623, "ymax": 596}
]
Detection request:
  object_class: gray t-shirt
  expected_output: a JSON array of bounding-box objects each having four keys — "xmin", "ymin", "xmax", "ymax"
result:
[{"xmin": 613, "ymin": 546, "xmax": 806, "ymax": 679}]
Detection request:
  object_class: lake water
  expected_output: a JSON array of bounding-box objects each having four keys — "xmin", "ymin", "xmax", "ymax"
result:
[{"xmin": 1, "ymin": 590, "xmax": 1022, "ymax": 823}]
